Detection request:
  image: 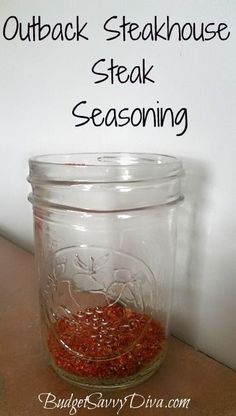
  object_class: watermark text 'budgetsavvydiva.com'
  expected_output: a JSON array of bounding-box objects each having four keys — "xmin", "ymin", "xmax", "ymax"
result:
[{"xmin": 38, "ymin": 392, "xmax": 191, "ymax": 415}]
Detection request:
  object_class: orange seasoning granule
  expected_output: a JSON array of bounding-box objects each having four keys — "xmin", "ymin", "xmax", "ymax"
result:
[{"xmin": 48, "ymin": 303, "xmax": 166, "ymax": 379}]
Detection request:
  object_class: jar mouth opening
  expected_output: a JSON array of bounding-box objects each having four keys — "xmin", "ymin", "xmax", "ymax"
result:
[
  {"xmin": 28, "ymin": 152, "xmax": 183, "ymax": 184},
  {"xmin": 30, "ymin": 152, "xmax": 178, "ymax": 167}
]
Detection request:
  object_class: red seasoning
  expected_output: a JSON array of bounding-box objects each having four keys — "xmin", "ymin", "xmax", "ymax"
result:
[{"xmin": 48, "ymin": 302, "xmax": 166, "ymax": 380}]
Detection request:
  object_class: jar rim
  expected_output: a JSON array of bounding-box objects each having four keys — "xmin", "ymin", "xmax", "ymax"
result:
[
  {"xmin": 29, "ymin": 152, "xmax": 179, "ymax": 166},
  {"xmin": 28, "ymin": 152, "xmax": 183, "ymax": 184}
]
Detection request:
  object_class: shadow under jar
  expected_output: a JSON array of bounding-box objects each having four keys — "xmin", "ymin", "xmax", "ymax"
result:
[{"xmin": 28, "ymin": 152, "xmax": 184, "ymax": 390}]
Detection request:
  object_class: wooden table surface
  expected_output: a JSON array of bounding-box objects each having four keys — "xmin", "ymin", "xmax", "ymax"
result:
[{"xmin": 0, "ymin": 236, "xmax": 235, "ymax": 416}]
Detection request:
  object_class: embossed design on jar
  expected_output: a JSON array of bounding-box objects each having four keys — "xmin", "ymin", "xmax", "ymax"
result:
[{"xmin": 42, "ymin": 246, "xmax": 156, "ymax": 360}]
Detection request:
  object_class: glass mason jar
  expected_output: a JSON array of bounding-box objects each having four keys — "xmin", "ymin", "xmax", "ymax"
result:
[{"xmin": 28, "ymin": 153, "xmax": 183, "ymax": 390}]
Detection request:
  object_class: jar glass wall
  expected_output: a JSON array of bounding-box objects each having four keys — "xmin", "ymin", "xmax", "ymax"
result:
[{"xmin": 28, "ymin": 153, "xmax": 183, "ymax": 390}]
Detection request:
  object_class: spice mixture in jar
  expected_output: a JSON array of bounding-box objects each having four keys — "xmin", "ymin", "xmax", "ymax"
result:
[{"xmin": 47, "ymin": 299, "xmax": 167, "ymax": 388}]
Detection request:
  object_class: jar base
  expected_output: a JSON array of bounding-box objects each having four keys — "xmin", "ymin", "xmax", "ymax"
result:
[{"xmin": 49, "ymin": 344, "xmax": 167, "ymax": 391}]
